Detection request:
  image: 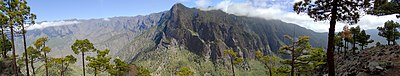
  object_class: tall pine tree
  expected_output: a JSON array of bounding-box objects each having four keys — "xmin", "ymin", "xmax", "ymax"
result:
[
  {"xmin": 71, "ymin": 39, "xmax": 96, "ymax": 76},
  {"xmin": 357, "ymin": 30, "xmax": 374, "ymax": 50},
  {"xmin": 350, "ymin": 26, "xmax": 360, "ymax": 54},
  {"xmin": 293, "ymin": 0, "xmax": 373, "ymax": 75},
  {"xmin": 377, "ymin": 20, "xmax": 400, "ymax": 45}
]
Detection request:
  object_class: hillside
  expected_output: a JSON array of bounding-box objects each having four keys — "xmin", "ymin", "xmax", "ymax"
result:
[
  {"xmin": 116, "ymin": 3, "xmax": 328, "ymax": 75},
  {"xmin": 14, "ymin": 12, "xmax": 165, "ymax": 58},
  {"xmin": 337, "ymin": 45, "xmax": 400, "ymax": 76}
]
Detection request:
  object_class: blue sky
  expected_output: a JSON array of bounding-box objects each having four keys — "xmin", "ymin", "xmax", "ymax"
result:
[{"xmin": 28, "ymin": 0, "xmax": 201, "ymax": 21}]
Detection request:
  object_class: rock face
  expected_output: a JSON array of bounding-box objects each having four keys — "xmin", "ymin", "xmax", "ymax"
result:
[
  {"xmin": 152, "ymin": 3, "xmax": 327, "ymax": 61},
  {"xmin": 337, "ymin": 45, "xmax": 400, "ymax": 76},
  {"xmin": 16, "ymin": 12, "xmax": 165, "ymax": 57},
  {"xmin": 116, "ymin": 3, "xmax": 328, "ymax": 75}
]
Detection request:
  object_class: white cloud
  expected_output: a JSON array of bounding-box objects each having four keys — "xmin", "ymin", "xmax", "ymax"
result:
[
  {"xmin": 196, "ymin": 0, "xmax": 211, "ymax": 8},
  {"xmin": 199, "ymin": 0, "xmax": 400, "ymax": 32},
  {"xmin": 103, "ymin": 18, "xmax": 110, "ymax": 21},
  {"xmin": 27, "ymin": 21, "xmax": 80, "ymax": 30}
]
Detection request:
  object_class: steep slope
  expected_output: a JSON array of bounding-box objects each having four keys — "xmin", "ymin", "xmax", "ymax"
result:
[
  {"xmin": 157, "ymin": 3, "xmax": 326, "ymax": 59},
  {"xmin": 15, "ymin": 12, "xmax": 165, "ymax": 58},
  {"xmin": 337, "ymin": 45, "xmax": 400, "ymax": 76},
  {"xmin": 117, "ymin": 3, "xmax": 327, "ymax": 75}
]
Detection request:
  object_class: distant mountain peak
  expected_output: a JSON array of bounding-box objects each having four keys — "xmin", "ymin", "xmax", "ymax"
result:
[{"xmin": 171, "ymin": 3, "xmax": 189, "ymax": 11}]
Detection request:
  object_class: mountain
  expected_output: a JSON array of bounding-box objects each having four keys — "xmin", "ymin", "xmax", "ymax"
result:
[
  {"xmin": 115, "ymin": 3, "xmax": 328, "ymax": 75},
  {"xmin": 13, "ymin": 3, "xmax": 394, "ymax": 75},
  {"xmin": 15, "ymin": 12, "xmax": 165, "ymax": 58}
]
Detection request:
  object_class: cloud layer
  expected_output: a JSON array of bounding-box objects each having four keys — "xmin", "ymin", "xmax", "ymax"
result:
[
  {"xmin": 196, "ymin": 0, "xmax": 400, "ymax": 32},
  {"xmin": 196, "ymin": 0, "xmax": 211, "ymax": 8},
  {"xmin": 27, "ymin": 21, "xmax": 80, "ymax": 30}
]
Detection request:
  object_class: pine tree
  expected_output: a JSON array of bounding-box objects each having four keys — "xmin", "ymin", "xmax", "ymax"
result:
[
  {"xmin": 0, "ymin": 34, "xmax": 11, "ymax": 58},
  {"xmin": 357, "ymin": 30, "xmax": 374, "ymax": 50},
  {"xmin": 52, "ymin": 55, "xmax": 76, "ymax": 76},
  {"xmin": 34, "ymin": 37, "xmax": 51, "ymax": 76},
  {"xmin": 350, "ymin": 26, "xmax": 361, "ymax": 54},
  {"xmin": 294, "ymin": 0, "xmax": 373, "ymax": 75},
  {"xmin": 279, "ymin": 35, "xmax": 311, "ymax": 75},
  {"xmin": 256, "ymin": 51, "xmax": 279, "ymax": 76},
  {"xmin": 0, "ymin": 11, "xmax": 10, "ymax": 59},
  {"xmin": 26, "ymin": 46, "xmax": 40, "ymax": 75},
  {"xmin": 368, "ymin": 0, "xmax": 400, "ymax": 18},
  {"xmin": 334, "ymin": 33, "xmax": 344, "ymax": 53},
  {"xmin": 377, "ymin": 20, "xmax": 400, "ymax": 45},
  {"xmin": 71, "ymin": 39, "xmax": 96, "ymax": 76},
  {"xmin": 108, "ymin": 58, "xmax": 129, "ymax": 76},
  {"xmin": 86, "ymin": 49, "xmax": 111, "ymax": 76},
  {"xmin": 5, "ymin": 0, "xmax": 24, "ymax": 75},
  {"xmin": 15, "ymin": 1, "xmax": 36, "ymax": 75},
  {"xmin": 341, "ymin": 25, "xmax": 352, "ymax": 56},
  {"xmin": 224, "ymin": 49, "xmax": 243, "ymax": 76},
  {"xmin": 279, "ymin": 36, "xmax": 326, "ymax": 75}
]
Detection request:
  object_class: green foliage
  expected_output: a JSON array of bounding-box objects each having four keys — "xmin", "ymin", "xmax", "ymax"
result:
[
  {"xmin": 357, "ymin": 30, "xmax": 374, "ymax": 50},
  {"xmin": 334, "ymin": 33, "xmax": 344, "ymax": 52},
  {"xmin": 71, "ymin": 39, "xmax": 96, "ymax": 54},
  {"xmin": 279, "ymin": 35, "xmax": 327, "ymax": 75},
  {"xmin": 51, "ymin": 55, "xmax": 77, "ymax": 76},
  {"xmin": 86, "ymin": 49, "xmax": 111, "ymax": 76},
  {"xmin": 377, "ymin": 20, "xmax": 400, "ymax": 45},
  {"xmin": 224, "ymin": 50, "xmax": 243, "ymax": 65},
  {"xmin": 136, "ymin": 66, "xmax": 151, "ymax": 76},
  {"xmin": 369, "ymin": 0, "xmax": 400, "ymax": 18},
  {"xmin": 255, "ymin": 51, "xmax": 280, "ymax": 76},
  {"xmin": 350, "ymin": 26, "xmax": 361, "ymax": 52},
  {"xmin": 71, "ymin": 39, "xmax": 96, "ymax": 76},
  {"xmin": 108, "ymin": 58, "xmax": 129, "ymax": 76},
  {"xmin": 224, "ymin": 49, "xmax": 243, "ymax": 76},
  {"xmin": 177, "ymin": 67, "xmax": 194, "ymax": 76},
  {"xmin": 276, "ymin": 65, "xmax": 290, "ymax": 74},
  {"xmin": 0, "ymin": 35, "xmax": 11, "ymax": 58},
  {"xmin": 294, "ymin": 0, "xmax": 373, "ymax": 75},
  {"xmin": 29, "ymin": 36, "xmax": 52, "ymax": 76},
  {"xmin": 376, "ymin": 42, "xmax": 382, "ymax": 46},
  {"xmin": 293, "ymin": 0, "xmax": 372, "ymax": 24}
]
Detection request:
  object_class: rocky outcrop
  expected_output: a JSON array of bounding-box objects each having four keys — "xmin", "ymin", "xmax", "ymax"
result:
[
  {"xmin": 337, "ymin": 45, "xmax": 400, "ymax": 76},
  {"xmin": 154, "ymin": 3, "xmax": 327, "ymax": 61}
]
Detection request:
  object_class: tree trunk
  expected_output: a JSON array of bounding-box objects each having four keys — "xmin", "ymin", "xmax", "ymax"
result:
[
  {"xmin": 22, "ymin": 23, "xmax": 30, "ymax": 76},
  {"xmin": 62, "ymin": 63, "xmax": 70, "ymax": 76},
  {"xmin": 353, "ymin": 34, "xmax": 356, "ymax": 54},
  {"xmin": 82, "ymin": 52, "xmax": 86, "ymax": 76},
  {"xmin": 230, "ymin": 56, "xmax": 235, "ymax": 76},
  {"xmin": 1, "ymin": 25, "xmax": 6, "ymax": 58},
  {"xmin": 44, "ymin": 53, "xmax": 48, "ymax": 76},
  {"xmin": 361, "ymin": 44, "xmax": 364, "ymax": 50},
  {"xmin": 268, "ymin": 66, "xmax": 272, "ymax": 76},
  {"xmin": 44, "ymin": 42, "xmax": 48, "ymax": 76},
  {"xmin": 31, "ymin": 57, "xmax": 35, "ymax": 76},
  {"xmin": 10, "ymin": 19, "xmax": 18, "ymax": 76},
  {"xmin": 94, "ymin": 68, "xmax": 97, "ymax": 76},
  {"xmin": 291, "ymin": 40, "xmax": 295, "ymax": 76},
  {"xmin": 327, "ymin": 0, "xmax": 339, "ymax": 76}
]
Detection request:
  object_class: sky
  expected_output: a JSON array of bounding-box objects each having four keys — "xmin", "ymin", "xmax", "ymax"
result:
[{"xmin": 27, "ymin": 0, "xmax": 400, "ymax": 32}]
